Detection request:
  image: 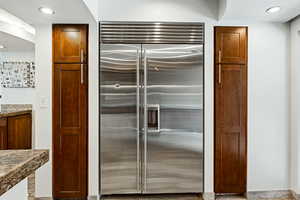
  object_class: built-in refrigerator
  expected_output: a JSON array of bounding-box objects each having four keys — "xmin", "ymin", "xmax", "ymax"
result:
[{"xmin": 100, "ymin": 22, "xmax": 204, "ymax": 195}]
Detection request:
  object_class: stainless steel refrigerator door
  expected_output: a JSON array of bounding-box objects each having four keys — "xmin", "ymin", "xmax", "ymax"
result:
[
  {"xmin": 142, "ymin": 44, "xmax": 204, "ymax": 194},
  {"xmin": 100, "ymin": 44, "xmax": 142, "ymax": 194}
]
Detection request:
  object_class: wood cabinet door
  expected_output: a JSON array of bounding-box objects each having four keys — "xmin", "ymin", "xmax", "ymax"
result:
[
  {"xmin": 7, "ymin": 114, "xmax": 32, "ymax": 149},
  {"xmin": 0, "ymin": 118, "xmax": 7, "ymax": 150},
  {"xmin": 53, "ymin": 63, "xmax": 88, "ymax": 199},
  {"xmin": 53, "ymin": 24, "xmax": 88, "ymax": 63},
  {"xmin": 215, "ymin": 27, "xmax": 247, "ymax": 65},
  {"xmin": 214, "ymin": 27, "xmax": 248, "ymax": 194}
]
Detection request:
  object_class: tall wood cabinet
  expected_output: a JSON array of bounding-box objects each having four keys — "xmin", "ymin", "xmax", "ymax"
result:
[
  {"xmin": 52, "ymin": 24, "xmax": 88, "ymax": 199},
  {"xmin": 214, "ymin": 27, "xmax": 248, "ymax": 194}
]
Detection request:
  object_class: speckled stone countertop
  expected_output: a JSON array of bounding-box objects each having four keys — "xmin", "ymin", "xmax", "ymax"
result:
[
  {"xmin": 0, "ymin": 150, "xmax": 49, "ymax": 195},
  {"xmin": 0, "ymin": 104, "xmax": 32, "ymax": 118}
]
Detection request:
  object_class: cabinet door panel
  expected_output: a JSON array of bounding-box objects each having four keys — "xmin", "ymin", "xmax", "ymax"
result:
[
  {"xmin": 53, "ymin": 25, "xmax": 87, "ymax": 63},
  {"xmin": 215, "ymin": 65, "xmax": 247, "ymax": 193},
  {"xmin": 7, "ymin": 114, "xmax": 32, "ymax": 149},
  {"xmin": 100, "ymin": 44, "xmax": 140, "ymax": 194},
  {"xmin": 215, "ymin": 27, "xmax": 247, "ymax": 64},
  {"xmin": 0, "ymin": 118, "xmax": 7, "ymax": 150},
  {"xmin": 143, "ymin": 44, "xmax": 204, "ymax": 194},
  {"xmin": 53, "ymin": 64, "xmax": 88, "ymax": 198}
]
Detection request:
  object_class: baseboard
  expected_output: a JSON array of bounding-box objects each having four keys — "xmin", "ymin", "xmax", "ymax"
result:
[
  {"xmin": 202, "ymin": 193, "xmax": 215, "ymax": 200},
  {"xmin": 88, "ymin": 196, "xmax": 98, "ymax": 200},
  {"xmin": 204, "ymin": 190, "xmax": 296, "ymax": 200},
  {"xmin": 36, "ymin": 192, "xmax": 300, "ymax": 200},
  {"xmin": 247, "ymin": 190, "xmax": 293, "ymax": 200},
  {"xmin": 35, "ymin": 197, "xmax": 98, "ymax": 200}
]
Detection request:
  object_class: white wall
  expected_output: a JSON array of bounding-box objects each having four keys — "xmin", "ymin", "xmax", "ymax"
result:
[
  {"xmin": 99, "ymin": 0, "xmax": 291, "ymax": 193},
  {"xmin": 100, "ymin": 0, "xmax": 219, "ymax": 22},
  {"xmin": 0, "ymin": 51, "xmax": 35, "ymax": 105},
  {"xmin": 35, "ymin": 24, "xmax": 53, "ymax": 197},
  {"xmin": 82, "ymin": 0, "xmax": 99, "ymax": 20},
  {"xmin": 34, "ymin": 18, "xmax": 99, "ymax": 198},
  {"xmin": 247, "ymin": 22, "xmax": 290, "ymax": 191},
  {"xmin": 218, "ymin": 0, "xmax": 228, "ymax": 20},
  {"xmin": 88, "ymin": 19, "xmax": 99, "ymax": 196},
  {"xmin": 290, "ymin": 16, "xmax": 300, "ymax": 194}
]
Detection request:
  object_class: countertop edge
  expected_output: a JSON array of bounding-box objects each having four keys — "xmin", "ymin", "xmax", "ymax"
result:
[
  {"xmin": 0, "ymin": 150, "xmax": 49, "ymax": 196},
  {"xmin": 0, "ymin": 110, "xmax": 32, "ymax": 118}
]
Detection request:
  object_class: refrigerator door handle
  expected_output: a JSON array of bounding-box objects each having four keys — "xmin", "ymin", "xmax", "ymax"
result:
[
  {"xmin": 143, "ymin": 49, "xmax": 148, "ymax": 192},
  {"xmin": 136, "ymin": 48, "xmax": 140, "ymax": 192}
]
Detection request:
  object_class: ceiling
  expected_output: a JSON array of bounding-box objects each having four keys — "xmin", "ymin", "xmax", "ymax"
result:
[
  {"xmin": 0, "ymin": 0, "xmax": 299, "ymax": 28},
  {"xmin": 0, "ymin": 31, "xmax": 34, "ymax": 51},
  {"xmin": 223, "ymin": 0, "xmax": 300, "ymax": 22},
  {"xmin": 0, "ymin": 0, "xmax": 92, "ymax": 26}
]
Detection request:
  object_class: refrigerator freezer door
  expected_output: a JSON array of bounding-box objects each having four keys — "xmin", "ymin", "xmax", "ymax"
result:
[
  {"xmin": 142, "ymin": 44, "xmax": 204, "ymax": 193},
  {"xmin": 100, "ymin": 44, "xmax": 142, "ymax": 194}
]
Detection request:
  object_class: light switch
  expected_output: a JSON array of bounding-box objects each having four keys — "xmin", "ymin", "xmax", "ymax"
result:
[{"xmin": 40, "ymin": 96, "xmax": 48, "ymax": 108}]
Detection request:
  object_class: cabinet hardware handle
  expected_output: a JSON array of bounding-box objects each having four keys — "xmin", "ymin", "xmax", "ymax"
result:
[
  {"xmin": 218, "ymin": 50, "xmax": 222, "ymax": 84},
  {"xmin": 81, "ymin": 64, "xmax": 84, "ymax": 84},
  {"xmin": 80, "ymin": 49, "xmax": 84, "ymax": 63}
]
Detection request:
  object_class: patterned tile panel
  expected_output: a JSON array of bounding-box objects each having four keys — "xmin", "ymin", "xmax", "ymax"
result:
[{"xmin": 0, "ymin": 62, "xmax": 35, "ymax": 88}]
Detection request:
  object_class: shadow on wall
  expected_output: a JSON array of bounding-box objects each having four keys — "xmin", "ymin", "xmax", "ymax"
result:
[{"xmin": 144, "ymin": 0, "xmax": 219, "ymax": 20}]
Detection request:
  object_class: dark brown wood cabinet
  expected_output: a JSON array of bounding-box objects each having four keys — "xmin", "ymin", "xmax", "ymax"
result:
[
  {"xmin": 214, "ymin": 27, "xmax": 248, "ymax": 194},
  {"xmin": 7, "ymin": 114, "xmax": 32, "ymax": 149},
  {"xmin": 0, "ymin": 113, "xmax": 32, "ymax": 150},
  {"xmin": 53, "ymin": 24, "xmax": 88, "ymax": 199},
  {"xmin": 53, "ymin": 25, "xmax": 87, "ymax": 63},
  {"xmin": 0, "ymin": 118, "xmax": 7, "ymax": 150},
  {"xmin": 215, "ymin": 27, "xmax": 247, "ymax": 64}
]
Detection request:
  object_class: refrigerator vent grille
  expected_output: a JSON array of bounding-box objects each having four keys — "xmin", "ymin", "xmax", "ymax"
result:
[{"xmin": 100, "ymin": 22, "xmax": 204, "ymax": 44}]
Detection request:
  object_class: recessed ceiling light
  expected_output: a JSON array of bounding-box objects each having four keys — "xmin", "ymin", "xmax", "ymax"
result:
[
  {"xmin": 0, "ymin": 45, "xmax": 5, "ymax": 49},
  {"xmin": 266, "ymin": 6, "xmax": 281, "ymax": 14},
  {"xmin": 39, "ymin": 7, "xmax": 55, "ymax": 15}
]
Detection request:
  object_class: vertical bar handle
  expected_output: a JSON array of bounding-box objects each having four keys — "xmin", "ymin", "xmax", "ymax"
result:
[
  {"xmin": 81, "ymin": 64, "xmax": 84, "ymax": 84},
  {"xmin": 143, "ymin": 49, "xmax": 148, "ymax": 192},
  {"xmin": 80, "ymin": 49, "xmax": 84, "ymax": 84},
  {"xmin": 80, "ymin": 49, "xmax": 84, "ymax": 63},
  {"xmin": 218, "ymin": 50, "xmax": 222, "ymax": 84},
  {"xmin": 136, "ymin": 49, "xmax": 140, "ymax": 192}
]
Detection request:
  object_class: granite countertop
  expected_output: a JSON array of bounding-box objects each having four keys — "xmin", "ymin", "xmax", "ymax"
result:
[
  {"xmin": 0, "ymin": 150, "xmax": 49, "ymax": 195},
  {"xmin": 0, "ymin": 104, "xmax": 32, "ymax": 118}
]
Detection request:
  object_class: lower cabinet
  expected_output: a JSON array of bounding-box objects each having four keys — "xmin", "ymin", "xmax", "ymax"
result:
[
  {"xmin": 0, "ymin": 113, "xmax": 32, "ymax": 150},
  {"xmin": 0, "ymin": 118, "xmax": 8, "ymax": 150}
]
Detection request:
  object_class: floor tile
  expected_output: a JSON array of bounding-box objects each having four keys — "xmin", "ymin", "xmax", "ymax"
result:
[{"xmin": 101, "ymin": 194, "xmax": 202, "ymax": 200}]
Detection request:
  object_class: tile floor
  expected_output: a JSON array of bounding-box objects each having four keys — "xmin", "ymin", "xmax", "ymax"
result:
[
  {"xmin": 34, "ymin": 193, "xmax": 296, "ymax": 200},
  {"xmin": 101, "ymin": 194, "xmax": 202, "ymax": 200}
]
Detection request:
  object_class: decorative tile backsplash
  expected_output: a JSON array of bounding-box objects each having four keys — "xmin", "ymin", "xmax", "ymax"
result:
[{"xmin": 0, "ymin": 61, "xmax": 35, "ymax": 88}]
